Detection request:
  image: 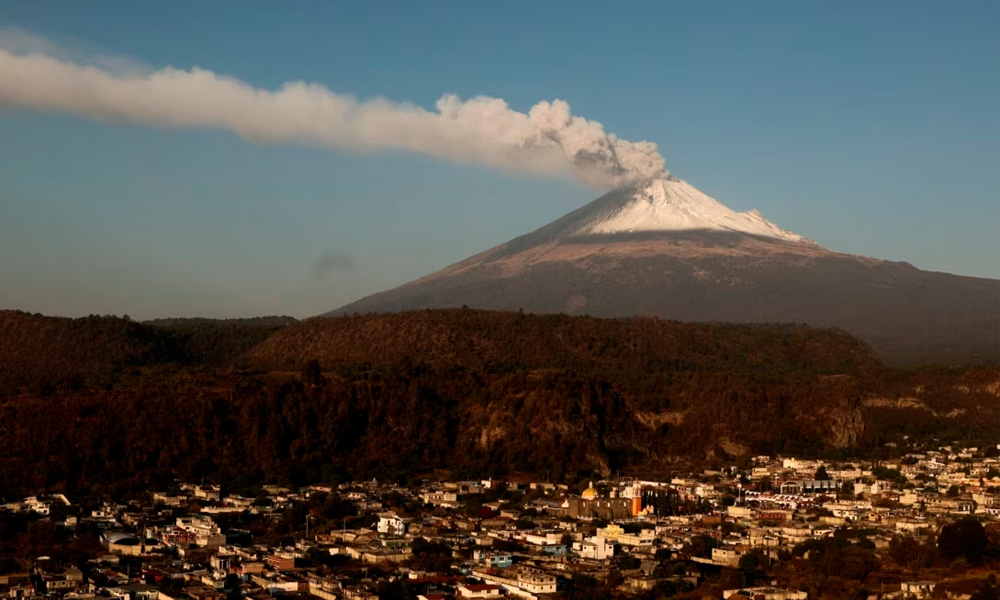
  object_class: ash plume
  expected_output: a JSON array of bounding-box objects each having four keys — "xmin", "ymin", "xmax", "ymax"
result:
[{"xmin": 0, "ymin": 36, "xmax": 667, "ymax": 187}]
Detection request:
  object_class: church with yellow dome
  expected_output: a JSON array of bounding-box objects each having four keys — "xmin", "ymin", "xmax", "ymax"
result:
[{"xmin": 566, "ymin": 481, "xmax": 632, "ymax": 519}]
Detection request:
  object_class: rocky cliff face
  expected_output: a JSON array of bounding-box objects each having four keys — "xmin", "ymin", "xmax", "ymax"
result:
[
  {"xmin": 826, "ymin": 399, "xmax": 867, "ymax": 449},
  {"xmin": 1, "ymin": 311, "xmax": 995, "ymax": 496}
]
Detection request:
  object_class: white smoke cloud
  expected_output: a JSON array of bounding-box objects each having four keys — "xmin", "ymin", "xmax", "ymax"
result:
[{"xmin": 0, "ymin": 34, "xmax": 666, "ymax": 187}]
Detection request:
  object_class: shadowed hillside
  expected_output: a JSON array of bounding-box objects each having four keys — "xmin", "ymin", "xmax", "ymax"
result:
[
  {"xmin": 0, "ymin": 311, "xmax": 179, "ymax": 394},
  {"xmin": 0, "ymin": 309, "xmax": 996, "ymax": 497},
  {"xmin": 248, "ymin": 309, "xmax": 880, "ymax": 381},
  {"xmin": 0, "ymin": 311, "xmax": 296, "ymax": 394},
  {"xmin": 143, "ymin": 316, "xmax": 298, "ymax": 365}
]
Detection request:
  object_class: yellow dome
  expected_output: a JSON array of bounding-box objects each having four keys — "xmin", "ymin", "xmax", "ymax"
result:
[{"xmin": 581, "ymin": 482, "xmax": 598, "ymax": 500}]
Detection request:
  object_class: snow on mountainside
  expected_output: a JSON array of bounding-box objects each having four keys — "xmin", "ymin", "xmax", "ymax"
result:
[
  {"xmin": 330, "ymin": 176, "xmax": 999, "ymax": 364},
  {"xmin": 576, "ymin": 177, "xmax": 815, "ymax": 245}
]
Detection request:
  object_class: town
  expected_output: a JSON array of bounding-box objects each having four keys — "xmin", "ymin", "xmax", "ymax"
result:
[{"xmin": 2, "ymin": 444, "xmax": 997, "ymax": 600}]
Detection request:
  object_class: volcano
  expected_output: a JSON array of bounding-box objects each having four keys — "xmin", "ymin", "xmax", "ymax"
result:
[{"xmin": 331, "ymin": 177, "xmax": 999, "ymax": 364}]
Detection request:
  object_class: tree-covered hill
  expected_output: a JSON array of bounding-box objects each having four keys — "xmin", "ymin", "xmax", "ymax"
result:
[
  {"xmin": 0, "ymin": 309, "xmax": 995, "ymax": 497},
  {"xmin": 248, "ymin": 309, "xmax": 879, "ymax": 378},
  {"xmin": 0, "ymin": 311, "xmax": 295, "ymax": 394}
]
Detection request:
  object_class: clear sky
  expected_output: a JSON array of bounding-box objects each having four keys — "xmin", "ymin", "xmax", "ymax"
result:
[{"xmin": 0, "ymin": 1, "xmax": 997, "ymax": 319}]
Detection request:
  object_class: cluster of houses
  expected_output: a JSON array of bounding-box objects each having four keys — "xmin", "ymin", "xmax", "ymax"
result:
[{"xmin": 1, "ymin": 445, "xmax": 997, "ymax": 600}]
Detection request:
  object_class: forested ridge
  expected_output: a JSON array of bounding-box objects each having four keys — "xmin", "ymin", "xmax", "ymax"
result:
[
  {"xmin": 249, "ymin": 310, "xmax": 879, "ymax": 377},
  {"xmin": 142, "ymin": 315, "xmax": 298, "ymax": 365},
  {"xmin": 0, "ymin": 309, "xmax": 996, "ymax": 497},
  {"xmin": 0, "ymin": 310, "xmax": 296, "ymax": 394}
]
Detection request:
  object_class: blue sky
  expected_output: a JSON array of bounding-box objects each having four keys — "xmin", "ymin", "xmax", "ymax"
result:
[{"xmin": 0, "ymin": 1, "xmax": 997, "ymax": 319}]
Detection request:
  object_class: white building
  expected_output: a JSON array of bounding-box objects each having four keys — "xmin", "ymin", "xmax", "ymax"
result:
[
  {"xmin": 900, "ymin": 581, "xmax": 935, "ymax": 599},
  {"xmin": 712, "ymin": 546, "xmax": 742, "ymax": 567},
  {"xmin": 514, "ymin": 567, "xmax": 557, "ymax": 595},
  {"xmin": 573, "ymin": 536, "xmax": 614, "ymax": 560},
  {"xmin": 472, "ymin": 566, "xmax": 557, "ymax": 597},
  {"xmin": 456, "ymin": 583, "xmax": 502, "ymax": 598},
  {"xmin": 176, "ymin": 515, "xmax": 226, "ymax": 547},
  {"xmin": 618, "ymin": 531, "xmax": 656, "ymax": 548},
  {"xmin": 421, "ymin": 491, "xmax": 458, "ymax": 507},
  {"xmin": 377, "ymin": 513, "xmax": 406, "ymax": 535},
  {"xmin": 724, "ymin": 587, "xmax": 806, "ymax": 600}
]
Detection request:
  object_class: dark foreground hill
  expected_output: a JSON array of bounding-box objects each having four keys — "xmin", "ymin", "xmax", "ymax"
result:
[
  {"xmin": 0, "ymin": 311, "xmax": 178, "ymax": 395},
  {"xmin": 0, "ymin": 311, "xmax": 296, "ymax": 394},
  {"xmin": 0, "ymin": 309, "xmax": 996, "ymax": 496},
  {"xmin": 247, "ymin": 309, "xmax": 879, "ymax": 377},
  {"xmin": 141, "ymin": 315, "xmax": 298, "ymax": 365}
]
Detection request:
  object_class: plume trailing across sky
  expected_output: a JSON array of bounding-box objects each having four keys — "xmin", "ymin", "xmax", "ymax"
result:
[{"xmin": 0, "ymin": 35, "xmax": 666, "ymax": 187}]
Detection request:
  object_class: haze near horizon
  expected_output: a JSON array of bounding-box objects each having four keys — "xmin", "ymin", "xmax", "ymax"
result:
[{"xmin": 0, "ymin": 1, "xmax": 997, "ymax": 319}]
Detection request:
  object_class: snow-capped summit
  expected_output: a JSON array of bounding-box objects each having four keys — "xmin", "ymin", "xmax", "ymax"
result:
[
  {"xmin": 330, "ymin": 175, "xmax": 999, "ymax": 364},
  {"xmin": 575, "ymin": 178, "xmax": 814, "ymax": 245}
]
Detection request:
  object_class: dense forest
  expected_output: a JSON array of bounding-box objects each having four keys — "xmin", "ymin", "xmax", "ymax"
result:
[
  {"xmin": 248, "ymin": 310, "xmax": 880, "ymax": 377},
  {"xmin": 0, "ymin": 309, "xmax": 996, "ymax": 497},
  {"xmin": 0, "ymin": 311, "xmax": 296, "ymax": 394},
  {"xmin": 141, "ymin": 315, "xmax": 298, "ymax": 365}
]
